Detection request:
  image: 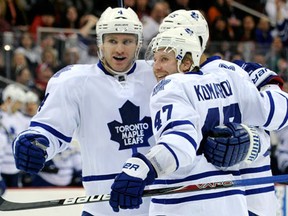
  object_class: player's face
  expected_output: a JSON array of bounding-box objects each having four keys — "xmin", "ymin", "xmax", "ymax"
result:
[
  {"xmin": 101, "ymin": 34, "xmax": 138, "ymax": 73},
  {"xmin": 153, "ymin": 49, "xmax": 178, "ymax": 82}
]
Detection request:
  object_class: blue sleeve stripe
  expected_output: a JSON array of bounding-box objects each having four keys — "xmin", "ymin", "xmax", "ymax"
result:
[
  {"xmin": 278, "ymin": 92, "xmax": 288, "ymax": 129},
  {"xmin": 161, "ymin": 120, "xmax": 195, "ymax": 136},
  {"xmin": 164, "ymin": 130, "xmax": 197, "ymax": 150},
  {"xmin": 30, "ymin": 121, "xmax": 72, "ymax": 142},
  {"xmin": 158, "ymin": 142, "xmax": 179, "ymax": 170},
  {"xmin": 263, "ymin": 91, "xmax": 275, "ymax": 127}
]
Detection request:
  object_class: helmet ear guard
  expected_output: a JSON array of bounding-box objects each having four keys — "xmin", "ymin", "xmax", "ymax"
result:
[
  {"xmin": 145, "ymin": 27, "xmax": 202, "ymax": 73},
  {"xmin": 159, "ymin": 10, "xmax": 209, "ymax": 52}
]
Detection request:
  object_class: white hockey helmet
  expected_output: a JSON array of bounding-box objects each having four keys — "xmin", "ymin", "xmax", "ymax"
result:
[
  {"xmin": 159, "ymin": 10, "xmax": 209, "ymax": 52},
  {"xmin": 2, "ymin": 84, "xmax": 26, "ymax": 103},
  {"xmin": 146, "ymin": 27, "xmax": 202, "ymax": 73},
  {"xmin": 25, "ymin": 91, "xmax": 39, "ymax": 104},
  {"xmin": 96, "ymin": 7, "xmax": 143, "ymax": 59}
]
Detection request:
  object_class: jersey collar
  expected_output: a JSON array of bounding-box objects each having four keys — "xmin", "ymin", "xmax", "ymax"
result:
[
  {"xmin": 97, "ymin": 61, "xmax": 137, "ymax": 77},
  {"xmin": 200, "ymin": 55, "xmax": 222, "ymax": 68}
]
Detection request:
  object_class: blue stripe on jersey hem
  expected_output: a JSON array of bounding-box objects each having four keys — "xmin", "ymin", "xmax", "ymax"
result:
[
  {"xmin": 158, "ymin": 142, "xmax": 179, "ymax": 170},
  {"xmin": 240, "ymin": 165, "xmax": 271, "ymax": 174},
  {"xmin": 245, "ymin": 185, "xmax": 275, "ymax": 195},
  {"xmin": 263, "ymin": 91, "xmax": 275, "ymax": 127},
  {"xmin": 151, "ymin": 189, "xmax": 245, "ymax": 204},
  {"xmin": 30, "ymin": 121, "xmax": 72, "ymax": 142},
  {"xmin": 153, "ymin": 170, "xmax": 241, "ymax": 185},
  {"xmin": 82, "ymin": 173, "xmax": 118, "ymax": 182}
]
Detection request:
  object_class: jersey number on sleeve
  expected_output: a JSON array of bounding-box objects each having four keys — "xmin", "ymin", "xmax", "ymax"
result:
[{"xmin": 154, "ymin": 104, "xmax": 173, "ymax": 130}]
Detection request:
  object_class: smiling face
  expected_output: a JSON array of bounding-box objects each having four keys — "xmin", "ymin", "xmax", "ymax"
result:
[
  {"xmin": 153, "ymin": 49, "xmax": 178, "ymax": 82},
  {"xmin": 101, "ymin": 33, "xmax": 138, "ymax": 73}
]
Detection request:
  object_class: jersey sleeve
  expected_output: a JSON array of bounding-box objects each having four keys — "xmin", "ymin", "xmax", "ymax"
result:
[
  {"xmin": 149, "ymin": 78, "xmax": 200, "ymax": 176},
  {"xmin": 29, "ymin": 68, "xmax": 82, "ymax": 159}
]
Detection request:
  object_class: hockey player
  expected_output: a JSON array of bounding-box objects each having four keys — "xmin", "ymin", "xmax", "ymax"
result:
[
  {"xmin": 12, "ymin": 7, "xmax": 157, "ymax": 216},
  {"xmin": 157, "ymin": 10, "xmax": 280, "ymax": 216},
  {"xmin": 0, "ymin": 84, "xmax": 28, "ymax": 187},
  {"xmin": 109, "ymin": 27, "xmax": 288, "ymax": 215}
]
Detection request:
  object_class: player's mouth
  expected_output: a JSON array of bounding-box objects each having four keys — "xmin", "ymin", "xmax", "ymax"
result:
[{"xmin": 113, "ymin": 56, "xmax": 126, "ymax": 61}]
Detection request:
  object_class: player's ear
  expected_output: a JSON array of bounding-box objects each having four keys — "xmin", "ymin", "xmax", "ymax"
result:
[{"xmin": 180, "ymin": 58, "xmax": 193, "ymax": 73}]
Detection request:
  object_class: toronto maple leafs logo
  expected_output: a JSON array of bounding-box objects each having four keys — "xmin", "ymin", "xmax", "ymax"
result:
[
  {"xmin": 152, "ymin": 79, "xmax": 171, "ymax": 96},
  {"xmin": 190, "ymin": 11, "xmax": 199, "ymax": 20},
  {"xmin": 108, "ymin": 100, "xmax": 153, "ymax": 150}
]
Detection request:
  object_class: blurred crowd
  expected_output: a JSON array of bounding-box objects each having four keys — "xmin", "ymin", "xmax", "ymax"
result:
[{"xmin": 0, "ymin": 0, "xmax": 288, "ymax": 192}]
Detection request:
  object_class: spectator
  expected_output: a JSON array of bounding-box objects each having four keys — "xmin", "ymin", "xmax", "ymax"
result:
[
  {"xmin": 275, "ymin": 0, "xmax": 288, "ymax": 46},
  {"xmin": 11, "ymin": 52, "xmax": 28, "ymax": 79},
  {"xmin": 140, "ymin": 1, "xmax": 170, "ymax": 58},
  {"xmin": 135, "ymin": 0, "xmax": 151, "ymax": 20},
  {"xmin": 0, "ymin": 1, "xmax": 12, "ymax": 32},
  {"xmin": 1, "ymin": 0, "xmax": 29, "ymax": 30},
  {"xmin": 39, "ymin": 47, "xmax": 59, "ymax": 70},
  {"xmin": 255, "ymin": 17, "xmax": 273, "ymax": 46},
  {"xmin": 59, "ymin": 5, "xmax": 81, "ymax": 30},
  {"xmin": 266, "ymin": 36, "xmax": 287, "ymax": 72},
  {"xmin": 34, "ymin": 63, "xmax": 54, "ymax": 99},
  {"xmin": 29, "ymin": 4, "xmax": 56, "ymax": 41},
  {"xmin": 265, "ymin": 0, "xmax": 288, "ymax": 26},
  {"xmin": 14, "ymin": 65, "xmax": 34, "ymax": 88},
  {"xmin": 236, "ymin": 15, "xmax": 257, "ymax": 42},
  {"xmin": 14, "ymin": 32, "xmax": 40, "ymax": 72}
]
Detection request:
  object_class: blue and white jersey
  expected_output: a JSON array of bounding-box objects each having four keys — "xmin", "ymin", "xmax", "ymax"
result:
[
  {"xmin": 27, "ymin": 60, "xmax": 157, "ymax": 216},
  {"xmin": 148, "ymin": 60, "xmax": 288, "ymax": 216},
  {"xmin": 275, "ymin": 126, "xmax": 288, "ymax": 172},
  {"xmin": 202, "ymin": 56, "xmax": 278, "ymax": 216},
  {"xmin": 1, "ymin": 111, "xmax": 29, "ymax": 175}
]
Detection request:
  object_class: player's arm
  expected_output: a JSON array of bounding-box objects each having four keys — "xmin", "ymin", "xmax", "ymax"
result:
[
  {"xmin": 13, "ymin": 68, "xmax": 79, "ymax": 174},
  {"xmin": 233, "ymin": 60, "xmax": 284, "ymax": 90}
]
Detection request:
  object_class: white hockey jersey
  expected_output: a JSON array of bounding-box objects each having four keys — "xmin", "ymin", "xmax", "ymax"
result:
[
  {"xmin": 202, "ymin": 56, "xmax": 278, "ymax": 216},
  {"xmin": 27, "ymin": 61, "xmax": 157, "ymax": 215},
  {"xmin": 148, "ymin": 58, "xmax": 288, "ymax": 216},
  {"xmin": 1, "ymin": 110, "xmax": 30, "ymax": 175}
]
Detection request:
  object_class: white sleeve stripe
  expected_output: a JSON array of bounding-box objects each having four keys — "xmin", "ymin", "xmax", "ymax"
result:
[{"xmin": 164, "ymin": 131, "xmax": 197, "ymax": 150}]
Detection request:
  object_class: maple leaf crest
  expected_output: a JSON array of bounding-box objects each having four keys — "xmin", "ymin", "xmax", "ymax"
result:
[{"xmin": 108, "ymin": 100, "xmax": 153, "ymax": 150}]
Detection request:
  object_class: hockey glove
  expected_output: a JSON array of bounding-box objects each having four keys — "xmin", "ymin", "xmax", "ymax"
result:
[
  {"xmin": 13, "ymin": 133, "xmax": 49, "ymax": 174},
  {"xmin": 110, "ymin": 152, "xmax": 156, "ymax": 212},
  {"xmin": 204, "ymin": 122, "xmax": 260, "ymax": 168},
  {"xmin": 233, "ymin": 60, "xmax": 284, "ymax": 90}
]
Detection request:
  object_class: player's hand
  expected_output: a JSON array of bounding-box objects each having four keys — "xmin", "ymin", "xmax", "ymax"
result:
[
  {"xmin": 233, "ymin": 60, "xmax": 284, "ymax": 90},
  {"xmin": 13, "ymin": 133, "xmax": 49, "ymax": 174},
  {"xmin": 109, "ymin": 153, "xmax": 156, "ymax": 212},
  {"xmin": 204, "ymin": 122, "xmax": 260, "ymax": 168}
]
